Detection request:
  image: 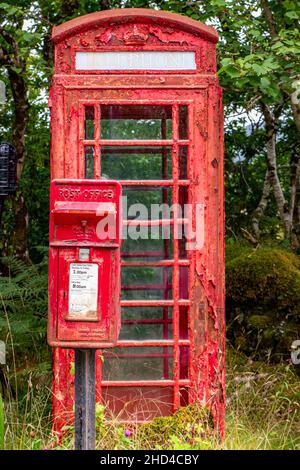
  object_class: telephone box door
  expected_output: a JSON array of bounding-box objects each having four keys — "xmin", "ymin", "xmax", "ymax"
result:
[{"xmin": 53, "ymin": 86, "xmax": 223, "ymax": 422}]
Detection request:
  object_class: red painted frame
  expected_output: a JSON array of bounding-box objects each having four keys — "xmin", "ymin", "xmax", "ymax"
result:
[{"xmin": 49, "ymin": 8, "xmax": 225, "ymax": 437}]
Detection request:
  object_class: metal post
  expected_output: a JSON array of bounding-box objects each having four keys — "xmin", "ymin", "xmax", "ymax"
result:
[
  {"xmin": 75, "ymin": 349, "xmax": 96, "ymax": 450},
  {"xmin": 0, "ymin": 198, "xmax": 4, "ymax": 226}
]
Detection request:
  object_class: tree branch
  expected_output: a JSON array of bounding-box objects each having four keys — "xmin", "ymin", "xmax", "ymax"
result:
[
  {"xmin": 0, "ymin": 27, "xmax": 23, "ymax": 69},
  {"xmin": 260, "ymin": 0, "xmax": 277, "ymax": 38},
  {"xmin": 241, "ymin": 228, "xmax": 259, "ymax": 246}
]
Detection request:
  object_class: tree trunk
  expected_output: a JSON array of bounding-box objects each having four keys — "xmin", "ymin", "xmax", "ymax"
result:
[
  {"xmin": 291, "ymin": 167, "xmax": 300, "ymax": 249},
  {"xmin": 251, "ymin": 169, "xmax": 271, "ymax": 239},
  {"xmin": 8, "ymin": 68, "xmax": 29, "ymax": 259},
  {"xmin": 261, "ymin": 103, "xmax": 292, "ymax": 239},
  {"xmin": 290, "ymin": 87, "xmax": 300, "ymax": 248},
  {"xmin": 0, "ymin": 32, "xmax": 30, "ymax": 260}
]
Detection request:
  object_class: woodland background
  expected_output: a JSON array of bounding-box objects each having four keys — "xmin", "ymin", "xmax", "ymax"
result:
[{"xmin": 0, "ymin": 0, "xmax": 299, "ymax": 450}]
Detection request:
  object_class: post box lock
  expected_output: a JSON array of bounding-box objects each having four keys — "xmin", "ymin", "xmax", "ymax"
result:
[{"xmin": 48, "ymin": 179, "xmax": 122, "ymax": 348}]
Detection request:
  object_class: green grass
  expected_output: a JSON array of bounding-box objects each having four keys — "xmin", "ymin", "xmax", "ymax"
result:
[
  {"xmin": 222, "ymin": 349, "xmax": 300, "ymax": 450},
  {"xmin": 1, "ymin": 347, "xmax": 299, "ymax": 450}
]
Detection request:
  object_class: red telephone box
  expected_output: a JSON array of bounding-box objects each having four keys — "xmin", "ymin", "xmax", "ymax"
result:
[{"xmin": 49, "ymin": 9, "xmax": 225, "ymax": 435}]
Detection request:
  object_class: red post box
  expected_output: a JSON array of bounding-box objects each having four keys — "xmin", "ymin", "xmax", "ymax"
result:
[{"xmin": 48, "ymin": 179, "xmax": 122, "ymax": 348}]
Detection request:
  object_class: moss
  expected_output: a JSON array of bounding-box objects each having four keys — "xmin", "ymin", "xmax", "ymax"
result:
[
  {"xmin": 226, "ymin": 244, "xmax": 300, "ymax": 361},
  {"xmin": 226, "ymin": 240, "xmax": 253, "ymax": 262},
  {"xmin": 247, "ymin": 315, "xmax": 273, "ymax": 329},
  {"xmin": 227, "ymin": 247, "xmax": 300, "ymax": 314},
  {"xmin": 261, "ymin": 329, "xmax": 277, "ymax": 347},
  {"xmin": 135, "ymin": 403, "xmax": 214, "ymax": 449}
]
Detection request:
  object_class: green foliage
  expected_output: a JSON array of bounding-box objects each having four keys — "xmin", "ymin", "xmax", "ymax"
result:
[
  {"xmin": 224, "ymin": 121, "xmax": 271, "ymax": 234},
  {"xmin": 226, "ymin": 238, "xmax": 253, "ymax": 260},
  {"xmin": 1, "ymin": 0, "xmax": 299, "ymax": 252},
  {"xmin": 135, "ymin": 403, "xmax": 214, "ymax": 450},
  {"xmin": 0, "ymin": 337, "xmax": 298, "ymax": 450},
  {"xmin": 214, "ymin": 1, "xmax": 299, "ymax": 103},
  {"xmin": 166, "ymin": 434, "xmax": 213, "ymax": 450},
  {"xmin": 226, "ymin": 243, "xmax": 300, "ymax": 360},
  {"xmin": 0, "ymin": 0, "xmax": 299, "ymax": 451},
  {"xmin": 225, "ymin": 348, "xmax": 300, "ymax": 449},
  {"xmin": 20, "ymin": 111, "xmax": 50, "ymax": 261},
  {"xmin": 3, "ymin": 379, "xmax": 53, "ymax": 450},
  {"xmin": 0, "ymin": 255, "xmax": 49, "ymax": 364},
  {"xmin": 9, "ymin": 346, "xmax": 297, "ymax": 450},
  {"xmin": 58, "ymin": 402, "xmax": 215, "ymax": 450}
]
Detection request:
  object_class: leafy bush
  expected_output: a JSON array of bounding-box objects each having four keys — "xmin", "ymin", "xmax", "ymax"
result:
[
  {"xmin": 0, "ymin": 255, "xmax": 50, "ymax": 399},
  {"xmin": 0, "ymin": 256, "xmax": 48, "ymax": 354},
  {"xmin": 135, "ymin": 403, "xmax": 214, "ymax": 450}
]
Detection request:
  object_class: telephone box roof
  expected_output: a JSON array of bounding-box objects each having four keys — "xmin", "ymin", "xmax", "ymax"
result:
[{"xmin": 52, "ymin": 8, "xmax": 218, "ymax": 44}]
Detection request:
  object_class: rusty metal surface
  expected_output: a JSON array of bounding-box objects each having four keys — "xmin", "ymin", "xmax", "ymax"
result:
[{"xmin": 49, "ymin": 8, "xmax": 225, "ymax": 438}]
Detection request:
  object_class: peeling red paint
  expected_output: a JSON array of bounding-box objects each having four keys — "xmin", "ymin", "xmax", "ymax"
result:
[{"xmin": 49, "ymin": 8, "xmax": 225, "ymax": 439}]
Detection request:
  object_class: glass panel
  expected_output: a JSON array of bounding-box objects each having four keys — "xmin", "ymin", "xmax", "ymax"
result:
[
  {"xmin": 122, "ymin": 227, "xmax": 173, "ymax": 260},
  {"xmin": 120, "ymin": 306, "xmax": 173, "ymax": 341},
  {"xmin": 178, "ymin": 106, "xmax": 188, "ymax": 140},
  {"xmin": 119, "ymin": 323, "xmax": 173, "ymax": 342},
  {"xmin": 179, "ymin": 306, "xmax": 189, "ymax": 340},
  {"xmin": 101, "ymin": 146, "xmax": 172, "ymax": 180},
  {"xmin": 122, "ymin": 236, "xmax": 174, "ymax": 258},
  {"xmin": 121, "ymin": 266, "xmax": 173, "ymax": 300},
  {"xmin": 85, "ymin": 106, "xmax": 94, "ymax": 140},
  {"xmin": 102, "ymin": 346, "xmax": 174, "ymax": 381},
  {"xmin": 180, "ymin": 346, "xmax": 189, "ymax": 379},
  {"xmin": 179, "ymin": 266, "xmax": 189, "ymax": 300},
  {"xmin": 122, "ymin": 186, "xmax": 174, "ymax": 254},
  {"xmin": 180, "ymin": 387, "xmax": 189, "ymax": 407},
  {"xmin": 122, "ymin": 230, "xmax": 188, "ymax": 260},
  {"xmin": 101, "ymin": 105, "xmax": 172, "ymax": 140},
  {"xmin": 178, "ymin": 185, "xmax": 188, "ymax": 207},
  {"xmin": 84, "ymin": 146, "xmax": 94, "ymax": 179},
  {"xmin": 102, "ymin": 386, "xmax": 174, "ymax": 421},
  {"xmin": 123, "ymin": 187, "xmax": 172, "ymax": 219},
  {"xmin": 122, "ymin": 187, "xmax": 183, "ymax": 259},
  {"xmin": 179, "ymin": 146, "xmax": 188, "ymax": 179},
  {"xmin": 178, "ymin": 186, "xmax": 188, "ymax": 258}
]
